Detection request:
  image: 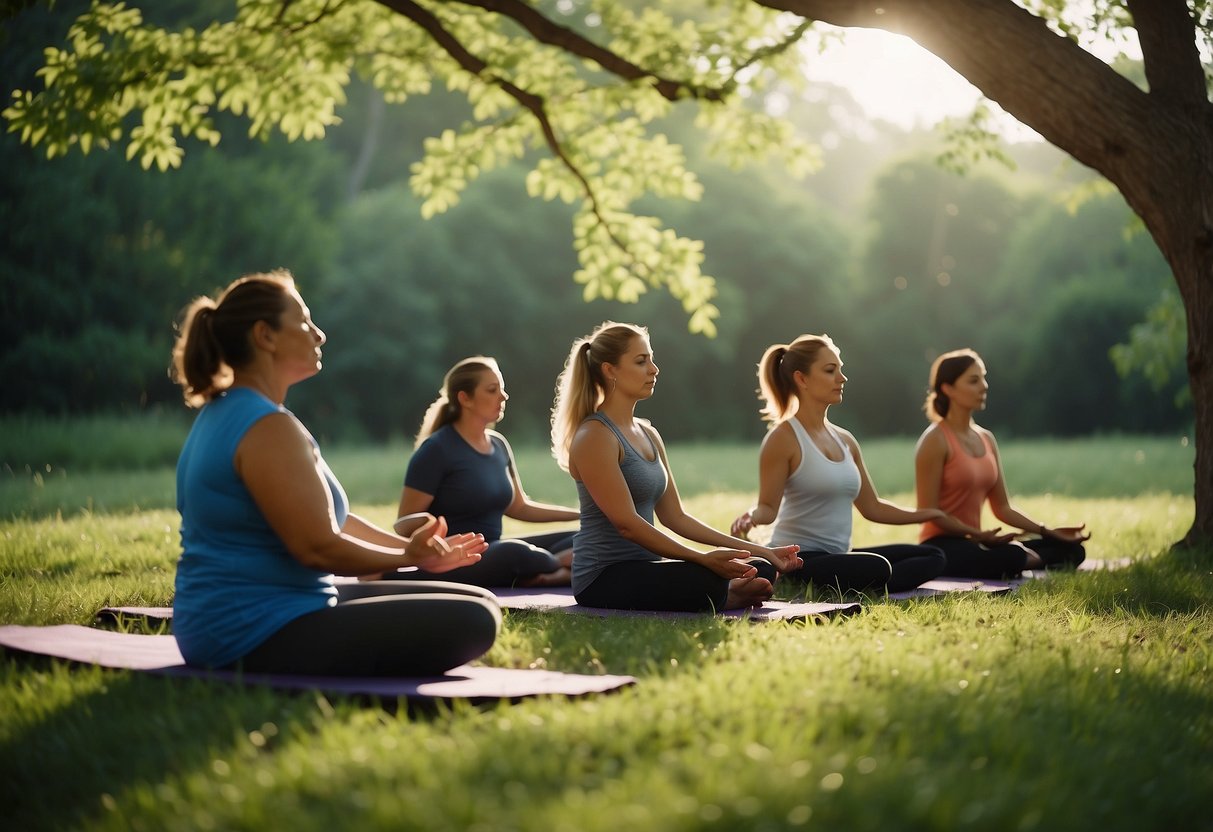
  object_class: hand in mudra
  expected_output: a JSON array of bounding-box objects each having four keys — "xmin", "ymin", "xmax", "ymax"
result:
[{"xmin": 405, "ymin": 514, "xmax": 487, "ymax": 573}]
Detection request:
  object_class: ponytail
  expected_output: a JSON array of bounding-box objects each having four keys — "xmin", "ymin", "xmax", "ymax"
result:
[
  {"xmin": 415, "ymin": 357, "xmax": 499, "ymax": 448},
  {"xmin": 924, "ymin": 348, "xmax": 981, "ymax": 422},
  {"xmin": 754, "ymin": 334, "xmax": 837, "ymax": 423},
  {"xmin": 169, "ymin": 270, "xmax": 294, "ymax": 407},
  {"xmin": 550, "ymin": 322, "xmax": 646, "ymax": 469}
]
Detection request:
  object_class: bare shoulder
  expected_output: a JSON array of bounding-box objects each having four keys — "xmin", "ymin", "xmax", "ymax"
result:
[
  {"xmin": 572, "ymin": 418, "xmax": 618, "ymax": 453},
  {"xmin": 761, "ymin": 420, "xmax": 796, "ymax": 453},
  {"xmin": 914, "ymin": 423, "xmax": 947, "ymax": 456}
]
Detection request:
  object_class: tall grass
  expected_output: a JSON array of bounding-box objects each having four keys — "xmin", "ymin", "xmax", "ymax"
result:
[{"xmin": 0, "ymin": 412, "xmax": 192, "ymax": 472}]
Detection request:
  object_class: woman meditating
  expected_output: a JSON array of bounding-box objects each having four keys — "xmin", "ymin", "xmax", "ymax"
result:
[
  {"xmin": 389, "ymin": 356, "xmax": 578, "ymax": 587},
  {"xmin": 550, "ymin": 321, "xmax": 801, "ymax": 611},
  {"xmin": 171, "ymin": 270, "xmax": 499, "ymax": 675},
  {"xmin": 915, "ymin": 348, "xmax": 1089, "ymax": 578},
  {"xmin": 730, "ymin": 334, "xmax": 948, "ymax": 594}
]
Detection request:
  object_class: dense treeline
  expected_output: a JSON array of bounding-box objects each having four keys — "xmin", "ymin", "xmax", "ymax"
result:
[{"xmin": 0, "ymin": 3, "xmax": 1188, "ymax": 445}]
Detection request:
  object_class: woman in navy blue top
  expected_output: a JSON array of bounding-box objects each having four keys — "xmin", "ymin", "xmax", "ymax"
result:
[
  {"xmin": 391, "ymin": 357, "xmax": 579, "ymax": 587},
  {"xmin": 171, "ymin": 270, "xmax": 499, "ymax": 675},
  {"xmin": 550, "ymin": 322, "xmax": 802, "ymax": 611}
]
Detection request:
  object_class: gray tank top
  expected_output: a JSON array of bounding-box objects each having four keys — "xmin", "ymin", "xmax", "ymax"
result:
[{"xmin": 571, "ymin": 412, "xmax": 669, "ymax": 594}]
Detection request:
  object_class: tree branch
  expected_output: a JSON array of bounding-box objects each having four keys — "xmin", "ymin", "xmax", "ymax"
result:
[
  {"xmin": 443, "ymin": 0, "xmax": 726, "ymax": 102},
  {"xmin": 376, "ymin": 0, "xmax": 637, "ymax": 265},
  {"xmin": 1127, "ymin": 0, "xmax": 1208, "ymax": 109}
]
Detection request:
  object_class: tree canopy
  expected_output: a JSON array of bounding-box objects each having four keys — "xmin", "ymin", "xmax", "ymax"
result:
[{"xmin": 5, "ymin": 0, "xmax": 1213, "ymax": 545}]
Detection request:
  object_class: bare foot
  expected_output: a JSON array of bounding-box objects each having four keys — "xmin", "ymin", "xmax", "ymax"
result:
[
  {"xmin": 725, "ymin": 575, "xmax": 773, "ymax": 609},
  {"xmin": 554, "ymin": 549, "xmax": 574, "ymax": 569},
  {"xmin": 517, "ymin": 566, "xmax": 572, "ymax": 588}
]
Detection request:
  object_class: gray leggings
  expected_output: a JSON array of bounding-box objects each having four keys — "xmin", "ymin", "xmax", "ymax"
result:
[{"xmin": 233, "ymin": 581, "xmax": 501, "ymax": 676}]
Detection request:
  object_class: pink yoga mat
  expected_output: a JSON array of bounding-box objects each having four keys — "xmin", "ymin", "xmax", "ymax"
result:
[
  {"xmin": 492, "ymin": 587, "xmax": 860, "ymax": 621},
  {"xmin": 0, "ymin": 625, "xmax": 634, "ymax": 700}
]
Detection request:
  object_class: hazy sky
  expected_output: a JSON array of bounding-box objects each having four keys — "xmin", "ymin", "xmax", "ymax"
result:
[{"xmin": 801, "ymin": 21, "xmax": 1142, "ymax": 142}]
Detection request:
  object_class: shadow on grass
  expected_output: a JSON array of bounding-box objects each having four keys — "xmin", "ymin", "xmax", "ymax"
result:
[
  {"xmin": 0, "ymin": 654, "xmax": 327, "ymax": 831},
  {"xmin": 499, "ymin": 609, "xmax": 742, "ymax": 678},
  {"xmin": 1028, "ymin": 551, "xmax": 1213, "ymax": 619}
]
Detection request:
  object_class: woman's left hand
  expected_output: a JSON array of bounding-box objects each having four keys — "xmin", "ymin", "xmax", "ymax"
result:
[
  {"xmin": 1042, "ymin": 524, "xmax": 1091, "ymax": 543},
  {"xmin": 404, "ymin": 515, "xmax": 488, "ymax": 572},
  {"xmin": 762, "ymin": 544, "xmax": 802, "ymax": 573},
  {"xmin": 730, "ymin": 511, "xmax": 756, "ymax": 539}
]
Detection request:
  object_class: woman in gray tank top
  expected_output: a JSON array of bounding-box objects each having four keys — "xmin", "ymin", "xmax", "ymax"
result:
[
  {"xmin": 551, "ymin": 322, "xmax": 802, "ymax": 611},
  {"xmin": 730, "ymin": 334, "xmax": 949, "ymax": 594}
]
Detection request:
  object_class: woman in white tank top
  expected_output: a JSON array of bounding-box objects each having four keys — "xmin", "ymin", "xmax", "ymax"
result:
[{"xmin": 731, "ymin": 334, "xmax": 950, "ymax": 594}]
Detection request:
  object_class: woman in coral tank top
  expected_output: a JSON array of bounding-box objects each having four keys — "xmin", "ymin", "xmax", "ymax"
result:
[{"xmin": 914, "ymin": 349, "xmax": 1089, "ymax": 579}]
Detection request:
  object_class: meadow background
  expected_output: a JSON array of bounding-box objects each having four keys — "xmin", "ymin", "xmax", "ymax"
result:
[
  {"xmin": 2, "ymin": 5, "xmax": 1209, "ymax": 830},
  {"xmin": 2, "ymin": 418, "xmax": 1210, "ymax": 831}
]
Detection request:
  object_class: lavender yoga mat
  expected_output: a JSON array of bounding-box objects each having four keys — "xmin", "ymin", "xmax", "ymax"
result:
[
  {"xmin": 492, "ymin": 587, "xmax": 860, "ymax": 621},
  {"xmin": 0, "ymin": 625, "xmax": 634, "ymax": 700}
]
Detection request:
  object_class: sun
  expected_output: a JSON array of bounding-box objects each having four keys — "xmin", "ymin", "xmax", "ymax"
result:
[
  {"xmin": 798, "ymin": 26, "xmax": 1037, "ymax": 140},
  {"xmin": 803, "ymin": 27, "xmax": 979, "ymax": 127}
]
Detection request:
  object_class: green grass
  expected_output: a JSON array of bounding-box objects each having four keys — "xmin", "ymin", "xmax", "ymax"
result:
[
  {"xmin": 1, "ymin": 437, "xmax": 1210, "ymax": 830},
  {"xmin": 0, "ymin": 433, "xmax": 1195, "ymax": 519}
]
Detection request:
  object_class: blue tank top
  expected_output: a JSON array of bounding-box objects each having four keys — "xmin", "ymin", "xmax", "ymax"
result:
[
  {"xmin": 173, "ymin": 387, "xmax": 341, "ymax": 667},
  {"xmin": 404, "ymin": 426, "xmax": 514, "ymax": 540},
  {"xmin": 571, "ymin": 413, "xmax": 668, "ymax": 595}
]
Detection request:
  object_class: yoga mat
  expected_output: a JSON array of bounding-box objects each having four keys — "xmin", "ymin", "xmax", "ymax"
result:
[
  {"xmin": 492, "ymin": 587, "xmax": 860, "ymax": 621},
  {"xmin": 0, "ymin": 625, "xmax": 634, "ymax": 700},
  {"xmin": 891, "ymin": 556, "xmax": 1136, "ymax": 598},
  {"xmin": 888, "ymin": 577, "xmax": 1016, "ymax": 601},
  {"xmin": 96, "ymin": 605, "xmax": 174, "ymax": 624}
]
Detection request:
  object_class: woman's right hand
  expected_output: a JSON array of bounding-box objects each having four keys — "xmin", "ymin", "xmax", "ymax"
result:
[
  {"xmin": 696, "ymin": 548, "xmax": 761, "ymax": 579},
  {"xmin": 404, "ymin": 515, "xmax": 488, "ymax": 573}
]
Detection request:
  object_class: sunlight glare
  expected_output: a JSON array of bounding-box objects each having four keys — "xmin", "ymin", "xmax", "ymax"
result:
[{"xmin": 801, "ymin": 26, "xmax": 1039, "ymax": 141}]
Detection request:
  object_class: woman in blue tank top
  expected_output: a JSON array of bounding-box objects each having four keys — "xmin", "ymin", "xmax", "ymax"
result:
[
  {"xmin": 171, "ymin": 270, "xmax": 500, "ymax": 675},
  {"xmin": 550, "ymin": 322, "xmax": 801, "ymax": 611},
  {"xmin": 730, "ymin": 334, "xmax": 949, "ymax": 595},
  {"xmin": 389, "ymin": 356, "xmax": 579, "ymax": 587}
]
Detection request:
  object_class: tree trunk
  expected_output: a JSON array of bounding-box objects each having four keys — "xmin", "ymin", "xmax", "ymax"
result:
[{"xmin": 769, "ymin": 0, "xmax": 1213, "ymax": 548}]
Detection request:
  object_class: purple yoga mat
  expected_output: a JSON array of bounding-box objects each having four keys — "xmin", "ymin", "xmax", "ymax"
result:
[
  {"xmin": 492, "ymin": 587, "xmax": 860, "ymax": 621},
  {"xmin": 0, "ymin": 625, "xmax": 634, "ymax": 700}
]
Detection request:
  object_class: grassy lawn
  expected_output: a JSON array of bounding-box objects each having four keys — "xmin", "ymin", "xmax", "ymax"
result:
[{"xmin": 1, "ymin": 434, "xmax": 1210, "ymax": 830}]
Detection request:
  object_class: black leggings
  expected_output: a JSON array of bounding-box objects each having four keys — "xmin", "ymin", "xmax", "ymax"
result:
[
  {"xmin": 783, "ymin": 543, "xmax": 948, "ymax": 593},
  {"xmin": 925, "ymin": 535, "xmax": 1087, "ymax": 579},
  {"xmin": 234, "ymin": 581, "xmax": 501, "ymax": 676},
  {"xmin": 384, "ymin": 530, "xmax": 575, "ymax": 588},
  {"xmin": 575, "ymin": 557, "xmax": 778, "ymax": 612}
]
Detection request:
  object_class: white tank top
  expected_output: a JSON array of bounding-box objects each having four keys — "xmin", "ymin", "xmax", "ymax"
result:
[{"xmin": 767, "ymin": 419, "xmax": 861, "ymax": 553}]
